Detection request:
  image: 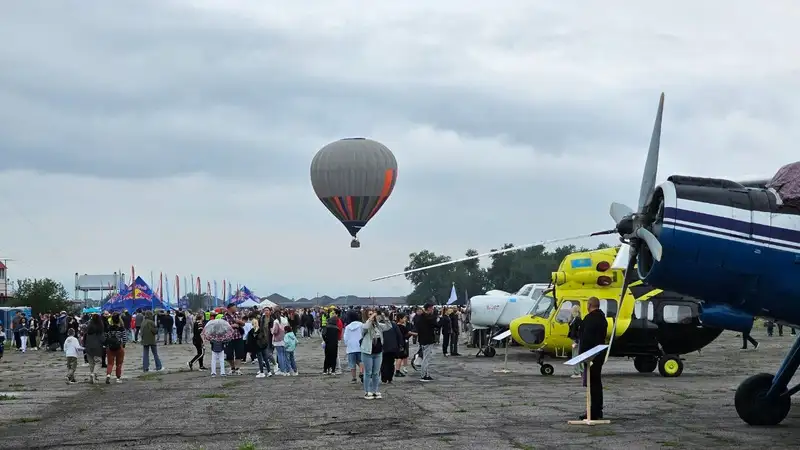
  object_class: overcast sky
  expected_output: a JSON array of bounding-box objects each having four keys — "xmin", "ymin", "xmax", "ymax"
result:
[{"xmin": 1, "ymin": 1, "xmax": 798, "ymax": 300}]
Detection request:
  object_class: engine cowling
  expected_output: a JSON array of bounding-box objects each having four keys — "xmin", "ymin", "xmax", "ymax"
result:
[{"xmin": 469, "ymin": 294, "xmax": 538, "ymax": 329}]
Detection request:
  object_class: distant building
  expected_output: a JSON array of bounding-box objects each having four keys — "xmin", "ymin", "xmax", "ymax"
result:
[
  {"xmin": 75, "ymin": 272, "xmax": 125, "ymax": 305},
  {"xmin": 0, "ymin": 261, "xmax": 11, "ymax": 304}
]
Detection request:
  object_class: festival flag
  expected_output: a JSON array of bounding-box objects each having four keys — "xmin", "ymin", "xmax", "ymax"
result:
[
  {"xmin": 190, "ymin": 274, "xmax": 195, "ymax": 294},
  {"xmin": 176, "ymin": 275, "xmax": 180, "ymax": 303},
  {"xmin": 213, "ymin": 280, "xmax": 218, "ymax": 307},
  {"xmin": 196, "ymin": 277, "xmax": 201, "ymax": 295},
  {"xmin": 131, "ymin": 266, "xmax": 137, "ymax": 301},
  {"xmin": 159, "ymin": 272, "xmax": 164, "ymax": 300},
  {"xmin": 165, "ymin": 275, "xmax": 171, "ymax": 308},
  {"xmin": 446, "ymin": 282, "xmax": 457, "ymax": 305},
  {"xmin": 222, "ymin": 279, "xmax": 227, "ymax": 305}
]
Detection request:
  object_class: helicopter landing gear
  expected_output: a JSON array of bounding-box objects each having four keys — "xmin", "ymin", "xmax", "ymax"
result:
[
  {"xmin": 657, "ymin": 355, "xmax": 684, "ymax": 377},
  {"xmin": 535, "ymin": 351, "xmax": 554, "ymax": 376},
  {"xmin": 633, "ymin": 356, "xmax": 658, "ymax": 373},
  {"xmin": 484, "ymin": 346, "xmax": 497, "ymax": 358}
]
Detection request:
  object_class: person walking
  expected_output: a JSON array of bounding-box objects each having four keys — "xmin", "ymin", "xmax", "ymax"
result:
[
  {"xmin": 104, "ymin": 313, "xmax": 128, "ymax": 384},
  {"xmin": 84, "ymin": 314, "xmax": 106, "ymax": 383},
  {"xmin": 361, "ymin": 310, "xmax": 392, "ymax": 399},
  {"xmin": 188, "ymin": 315, "xmax": 206, "ymax": 371},
  {"xmin": 140, "ymin": 311, "xmax": 163, "ymax": 372},
  {"xmin": 416, "ymin": 303, "xmax": 438, "ymax": 382}
]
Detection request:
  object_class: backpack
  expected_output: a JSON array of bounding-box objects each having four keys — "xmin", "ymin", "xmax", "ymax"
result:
[{"xmin": 106, "ymin": 332, "xmax": 122, "ymax": 351}]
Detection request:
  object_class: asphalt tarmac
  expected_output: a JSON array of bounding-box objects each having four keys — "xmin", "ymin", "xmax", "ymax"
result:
[{"xmin": 1, "ymin": 329, "xmax": 799, "ymax": 449}]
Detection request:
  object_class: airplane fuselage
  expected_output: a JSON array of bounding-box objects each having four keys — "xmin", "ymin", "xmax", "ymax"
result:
[{"xmin": 639, "ymin": 176, "xmax": 800, "ymax": 330}]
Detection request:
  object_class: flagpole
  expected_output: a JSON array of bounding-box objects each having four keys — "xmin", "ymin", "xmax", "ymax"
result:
[{"xmin": 176, "ymin": 275, "xmax": 180, "ymax": 309}]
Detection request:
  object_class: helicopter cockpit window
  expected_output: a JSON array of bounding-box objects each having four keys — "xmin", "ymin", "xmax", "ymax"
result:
[
  {"xmin": 531, "ymin": 294, "xmax": 555, "ymax": 318},
  {"xmin": 634, "ymin": 302, "xmax": 655, "ymax": 320},
  {"xmin": 663, "ymin": 304, "xmax": 694, "ymax": 324},
  {"xmin": 555, "ymin": 300, "xmax": 579, "ymax": 323},
  {"xmin": 600, "ymin": 299, "xmax": 618, "ymax": 318},
  {"xmin": 517, "ymin": 285, "xmax": 533, "ymax": 297}
]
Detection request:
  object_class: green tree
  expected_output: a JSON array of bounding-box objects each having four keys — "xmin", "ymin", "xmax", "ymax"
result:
[
  {"xmin": 404, "ymin": 250, "xmax": 456, "ymax": 305},
  {"xmin": 12, "ymin": 278, "xmax": 73, "ymax": 315},
  {"xmin": 183, "ymin": 293, "xmax": 211, "ymax": 311}
]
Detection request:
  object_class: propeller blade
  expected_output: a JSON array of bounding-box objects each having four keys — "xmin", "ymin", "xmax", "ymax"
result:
[
  {"xmin": 637, "ymin": 93, "xmax": 664, "ymax": 212},
  {"xmin": 611, "ymin": 244, "xmax": 631, "ymax": 270},
  {"xmin": 610, "ymin": 202, "xmax": 633, "ymax": 223},
  {"xmin": 370, "ymin": 233, "xmax": 593, "ymax": 282},
  {"xmin": 605, "ymin": 248, "xmax": 637, "ymax": 363},
  {"xmin": 635, "ymin": 227, "xmax": 663, "ymax": 262}
]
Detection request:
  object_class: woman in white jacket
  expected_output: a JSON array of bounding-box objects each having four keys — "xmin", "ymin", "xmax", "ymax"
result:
[{"xmin": 360, "ymin": 310, "xmax": 392, "ymax": 400}]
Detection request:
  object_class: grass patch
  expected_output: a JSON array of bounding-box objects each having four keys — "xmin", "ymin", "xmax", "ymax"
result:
[
  {"xmin": 0, "ymin": 394, "xmax": 17, "ymax": 401},
  {"xmin": 438, "ymin": 436, "xmax": 453, "ymax": 443},
  {"xmin": 201, "ymin": 393, "xmax": 228, "ymax": 399},
  {"xmin": 12, "ymin": 417, "xmax": 40, "ymax": 424},
  {"xmin": 512, "ymin": 445, "xmax": 535, "ymax": 450},
  {"xmin": 454, "ymin": 408, "xmax": 467, "ymax": 413},
  {"xmin": 222, "ymin": 380, "xmax": 243, "ymax": 388},
  {"xmin": 137, "ymin": 373, "xmax": 163, "ymax": 381},
  {"xmin": 238, "ymin": 440, "xmax": 257, "ymax": 450}
]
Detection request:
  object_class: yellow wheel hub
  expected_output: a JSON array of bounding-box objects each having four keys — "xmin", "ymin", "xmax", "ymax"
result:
[{"xmin": 663, "ymin": 359, "xmax": 679, "ymax": 374}]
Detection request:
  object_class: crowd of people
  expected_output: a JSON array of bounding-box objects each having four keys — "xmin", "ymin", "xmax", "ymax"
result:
[{"xmin": 1, "ymin": 303, "xmax": 471, "ymax": 400}]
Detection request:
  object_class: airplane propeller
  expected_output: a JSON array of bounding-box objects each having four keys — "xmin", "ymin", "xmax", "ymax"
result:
[{"xmin": 599, "ymin": 92, "xmax": 665, "ymax": 363}]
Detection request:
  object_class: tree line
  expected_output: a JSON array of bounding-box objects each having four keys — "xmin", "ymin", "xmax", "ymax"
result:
[{"xmin": 403, "ymin": 243, "xmax": 610, "ymax": 306}]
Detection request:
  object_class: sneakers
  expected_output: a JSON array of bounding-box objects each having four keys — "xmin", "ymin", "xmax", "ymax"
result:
[
  {"xmin": 364, "ymin": 392, "xmax": 374, "ymax": 400},
  {"xmin": 105, "ymin": 375, "xmax": 111, "ymax": 384},
  {"xmin": 420, "ymin": 376, "xmax": 433, "ymax": 382},
  {"xmin": 351, "ymin": 378, "xmax": 358, "ymax": 384},
  {"xmin": 187, "ymin": 362, "xmax": 193, "ymax": 371},
  {"xmin": 571, "ymin": 374, "xmax": 582, "ymax": 379},
  {"xmin": 291, "ymin": 371, "xmax": 299, "ymax": 376},
  {"xmin": 256, "ymin": 372, "xmax": 266, "ymax": 378},
  {"xmin": 374, "ymin": 392, "xmax": 382, "ymax": 399},
  {"xmin": 211, "ymin": 373, "xmax": 217, "ymax": 377},
  {"xmin": 115, "ymin": 378, "xmax": 122, "ymax": 383}
]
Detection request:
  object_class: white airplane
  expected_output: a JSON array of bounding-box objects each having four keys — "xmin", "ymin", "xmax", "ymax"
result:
[{"xmin": 468, "ymin": 283, "xmax": 549, "ymax": 356}]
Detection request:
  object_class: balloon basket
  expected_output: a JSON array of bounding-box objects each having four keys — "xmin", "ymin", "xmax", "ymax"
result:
[{"xmin": 350, "ymin": 239, "xmax": 361, "ymax": 248}]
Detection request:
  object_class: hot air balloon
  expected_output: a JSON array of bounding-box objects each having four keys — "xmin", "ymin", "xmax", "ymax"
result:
[{"xmin": 310, "ymin": 137, "xmax": 398, "ymax": 248}]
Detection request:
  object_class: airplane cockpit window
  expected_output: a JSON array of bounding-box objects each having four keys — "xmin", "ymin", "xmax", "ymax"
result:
[
  {"xmin": 663, "ymin": 304, "xmax": 694, "ymax": 324},
  {"xmin": 634, "ymin": 302, "xmax": 655, "ymax": 320},
  {"xmin": 556, "ymin": 300, "xmax": 579, "ymax": 323},
  {"xmin": 600, "ymin": 299, "xmax": 618, "ymax": 319},
  {"xmin": 517, "ymin": 285, "xmax": 533, "ymax": 297},
  {"xmin": 531, "ymin": 294, "xmax": 555, "ymax": 318}
]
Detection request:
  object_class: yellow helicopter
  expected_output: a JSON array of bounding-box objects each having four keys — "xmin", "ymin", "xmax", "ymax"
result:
[{"xmin": 508, "ymin": 246, "xmax": 722, "ymax": 377}]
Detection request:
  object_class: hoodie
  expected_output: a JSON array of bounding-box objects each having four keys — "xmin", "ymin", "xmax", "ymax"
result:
[
  {"xmin": 284, "ymin": 331, "xmax": 298, "ymax": 352},
  {"xmin": 343, "ymin": 320, "xmax": 364, "ymax": 354}
]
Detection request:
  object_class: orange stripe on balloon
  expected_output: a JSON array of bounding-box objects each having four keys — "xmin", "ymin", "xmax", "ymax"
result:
[
  {"xmin": 346, "ymin": 196, "xmax": 355, "ymax": 220},
  {"xmin": 332, "ymin": 197, "xmax": 347, "ymax": 220},
  {"xmin": 367, "ymin": 169, "xmax": 395, "ymax": 219}
]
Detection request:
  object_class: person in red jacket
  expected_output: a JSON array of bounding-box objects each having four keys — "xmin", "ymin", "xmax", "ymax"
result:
[{"xmin": 331, "ymin": 309, "xmax": 344, "ymax": 340}]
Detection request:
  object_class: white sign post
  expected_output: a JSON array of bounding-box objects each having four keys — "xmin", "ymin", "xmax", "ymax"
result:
[
  {"xmin": 564, "ymin": 344, "xmax": 611, "ymax": 426},
  {"xmin": 492, "ymin": 330, "xmax": 513, "ymax": 374}
]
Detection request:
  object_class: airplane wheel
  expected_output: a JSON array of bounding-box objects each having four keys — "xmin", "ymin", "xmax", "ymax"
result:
[
  {"xmin": 658, "ymin": 355, "xmax": 684, "ymax": 377},
  {"xmin": 633, "ymin": 356, "xmax": 658, "ymax": 373},
  {"xmin": 735, "ymin": 373, "xmax": 791, "ymax": 426},
  {"xmin": 540, "ymin": 364, "xmax": 555, "ymax": 376},
  {"xmin": 484, "ymin": 347, "xmax": 496, "ymax": 358}
]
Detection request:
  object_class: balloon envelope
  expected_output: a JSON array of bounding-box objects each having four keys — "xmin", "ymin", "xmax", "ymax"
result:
[{"xmin": 310, "ymin": 138, "xmax": 398, "ymax": 240}]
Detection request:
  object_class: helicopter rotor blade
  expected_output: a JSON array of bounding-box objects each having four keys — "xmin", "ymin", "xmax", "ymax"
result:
[
  {"xmin": 605, "ymin": 247, "xmax": 638, "ymax": 363},
  {"xmin": 370, "ymin": 233, "xmax": 594, "ymax": 282},
  {"xmin": 637, "ymin": 92, "xmax": 664, "ymax": 212}
]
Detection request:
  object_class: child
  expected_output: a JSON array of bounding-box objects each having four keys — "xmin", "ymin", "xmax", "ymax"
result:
[
  {"xmin": 210, "ymin": 340, "xmax": 226, "ymax": 377},
  {"xmin": 283, "ymin": 325, "xmax": 298, "ymax": 376},
  {"xmin": 64, "ymin": 329, "xmax": 84, "ymax": 384}
]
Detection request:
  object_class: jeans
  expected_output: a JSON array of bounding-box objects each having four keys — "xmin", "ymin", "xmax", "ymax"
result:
[
  {"xmin": 142, "ymin": 345, "xmax": 162, "ymax": 371},
  {"xmin": 450, "ymin": 333, "xmax": 459, "ymax": 354},
  {"xmin": 362, "ymin": 352, "xmax": 383, "ymax": 394},
  {"xmin": 571, "ymin": 343, "xmax": 583, "ymax": 375},
  {"xmin": 275, "ymin": 346, "xmax": 288, "ymax": 372},
  {"xmin": 420, "ymin": 344, "xmax": 434, "ymax": 378},
  {"xmin": 286, "ymin": 350, "xmax": 297, "ymax": 372},
  {"xmin": 256, "ymin": 347, "xmax": 272, "ymax": 374},
  {"xmin": 442, "ymin": 333, "xmax": 450, "ymax": 355}
]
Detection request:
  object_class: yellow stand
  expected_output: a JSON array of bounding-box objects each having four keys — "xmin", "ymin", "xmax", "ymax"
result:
[{"xmin": 567, "ymin": 361, "xmax": 611, "ymax": 426}]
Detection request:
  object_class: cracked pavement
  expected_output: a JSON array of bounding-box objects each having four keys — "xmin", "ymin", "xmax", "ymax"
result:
[{"xmin": 1, "ymin": 329, "xmax": 799, "ymax": 449}]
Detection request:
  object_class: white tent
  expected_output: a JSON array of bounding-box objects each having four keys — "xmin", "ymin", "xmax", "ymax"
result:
[
  {"xmin": 238, "ymin": 299, "xmax": 260, "ymax": 308},
  {"xmin": 259, "ymin": 298, "xmax": 278, "ymax": 308}
]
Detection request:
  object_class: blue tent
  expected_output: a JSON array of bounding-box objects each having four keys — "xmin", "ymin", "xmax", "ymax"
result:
[
  {"xmin": 228, "ymin": 286, "xmax": 259, "ymax": 305},
  {"xmin": 102, "ymin": 276, "xmax": 168, "ymax": 312}
]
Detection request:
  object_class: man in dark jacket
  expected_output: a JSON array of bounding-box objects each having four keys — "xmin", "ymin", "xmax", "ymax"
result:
[
  {"xmin": 416, "ymin": 304, "xmax": 438, "ymax": 382},
  {"xmin": 380, "ymin": 318, "xmax": 404, "ymax": 383},
  {"xmin": 579, "ymin": 297, "xmax": 607, "ymax": 420},
  {"xmin": 175, "ymin": 309, "xmax": 187, "ymax": 344}
]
